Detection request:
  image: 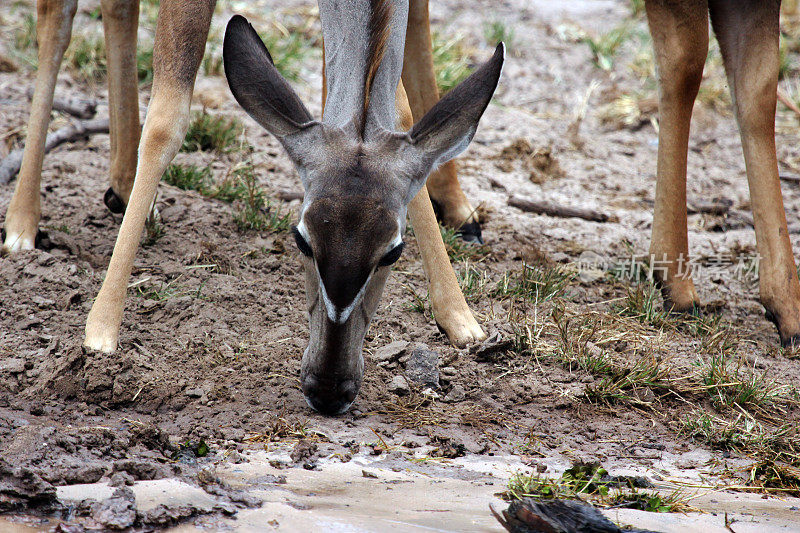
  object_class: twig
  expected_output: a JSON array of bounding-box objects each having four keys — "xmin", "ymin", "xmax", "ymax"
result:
[
  {"xmin": 277, "ymin": 189, "xmax": 304, "ymax": 202},
  {"xmin": 687, "ymin": 199, "xmax": 732, "ymax": 215},
  {"xmin": 0, "ymin": 118, "xmax": 109, "ymax": 184},
  {"xmin": 508, "ymin": 195, "xmax": 616, "ymax": 223},
  {"xmin": 778, "ymin": 88, "xmax": 800, "ymax": 117},
  {"xmin": 26, "ymin": 88, "xmax": 97, "ymax": 119}
]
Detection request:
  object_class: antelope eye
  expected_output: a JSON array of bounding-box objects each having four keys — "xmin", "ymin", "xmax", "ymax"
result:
[
  {"xmin": 378, "ymin": 242, "xmax": 405, "ymax": 267},
  {"xmin": 292, "ymin": 226, "xmax": 313, "ymax": 258}
]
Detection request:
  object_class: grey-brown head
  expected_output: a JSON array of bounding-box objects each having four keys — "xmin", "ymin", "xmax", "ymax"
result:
[{"xmin": 223, "ymin": 4, "xmax": 503, "ymax": 415}]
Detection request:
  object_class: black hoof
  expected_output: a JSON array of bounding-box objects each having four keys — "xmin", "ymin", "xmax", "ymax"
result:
[
  {"xmin": 104, "ymin": 187, "xmax": 126, "ymax": 214},
  {"xmin": 457, "ymin": 221, "xmax": 484, "ymax": 245},
  {"xmin": 765, "ymin": 309, "xmax": 800, "ymax": 348},
  {"xmin": 430, "ymin": 198, "xmax": 484, "ymax": 244}
]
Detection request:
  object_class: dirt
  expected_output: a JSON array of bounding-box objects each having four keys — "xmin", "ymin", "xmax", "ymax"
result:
[{"xmin": 2, "ymin": 0, "xmax": 800, "ymax": 530}]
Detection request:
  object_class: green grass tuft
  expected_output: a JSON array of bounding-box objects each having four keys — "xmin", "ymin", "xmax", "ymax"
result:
[
  {"xmin": 483, "ymin": 20, "xmax": 514, "ymax": 49},
  {"xmin": 582, "ymin": 24, "xmax": 632, "ymax": 71},
  {"xmin": 181, "ymin": 112, "xmax": 244, "ymax": 153},
  {"xmin": 494, "ymin": 262, "xmax": 574, "ymax": 303},
  {"xmin": 432, "ymin": 31, "xmax": 471, "ymax": 94}
]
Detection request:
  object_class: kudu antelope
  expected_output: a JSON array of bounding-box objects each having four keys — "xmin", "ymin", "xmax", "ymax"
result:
[
  {"xmin": 645, "ymin": 0, "xmax": 800, "ymax": 346},
  {"xmin": 1, "ymin": 0, "xmax": 500, "ymax": 414}
]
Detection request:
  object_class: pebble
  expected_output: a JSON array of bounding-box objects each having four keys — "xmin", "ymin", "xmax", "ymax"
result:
[
  {"xmin": 374, "ymin": 341, "xmax": 409, "ymax": 363},
  {"xmin": 388, "ymin": 375, "xmax": 410, "ymax": 395},
  {"xmin": 443, "ymin": 384, "xmax": 466, "ymax": 403}
]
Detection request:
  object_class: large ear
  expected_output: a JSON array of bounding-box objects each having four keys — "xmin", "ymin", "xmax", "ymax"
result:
[
  {"xmin": 223, "ymin": 15, "xmax": 318, "ymax": 139},
  {"xmin": 406, "ymin": 43, "xmax": 504, "ymax": 171}
]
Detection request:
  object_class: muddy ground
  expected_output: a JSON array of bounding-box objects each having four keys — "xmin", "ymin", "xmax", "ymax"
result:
[{"xmin": 2, "ymin": 0, "xmax": 800, "ymax": 531}]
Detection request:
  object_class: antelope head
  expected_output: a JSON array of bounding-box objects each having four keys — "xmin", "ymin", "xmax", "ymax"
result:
[{"xmin": 223, "ymin": 3, "xmax": 503, "ymax": 415}]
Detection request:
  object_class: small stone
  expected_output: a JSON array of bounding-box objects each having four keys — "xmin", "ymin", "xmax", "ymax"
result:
[
  {"xmin": 0, "ymin": 359, "xmax": 26, "ymax": 374},
  {"xmin": 227, "ymin": 450, "xmax": 247, "ymax": 464},
  {"xmin": 373, "ymin": 341, "xmax": 409, "ymax": 363},
  {"xmin": 91, "ymin": 488, "xmax": 136, "ymax": 530},
  {"xmin": 388, "ymin": 375, "xmax": 410, "ymax": 395},
  {"xmin": 108, "ymin": 471, "xmax": 135, "ymax": 487},
  {"xmin": 405, "ymin": 346, "xmax": 439, "ymax": 389},
  {"xmin": 362, "ymin": 470, "xmax": 378, "ymax": 479},
  {"xmin": 443, "ymin": 384, "xmax": 466, "ymax": 403},
  {"xmin": 185, "ymin": 388, "xmax": 204, "ymax": 398}
]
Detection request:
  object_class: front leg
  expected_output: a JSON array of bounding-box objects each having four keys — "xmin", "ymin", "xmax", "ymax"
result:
[
  {"xmin": 407, "ymin": 183, "xmax": 486, "ymax": 346},
  {"xmin": 3, "ymin": 0, "xmax": 78, "ymax": 252},
  {"xmin": 397, "ymin": 82, "xmax": 485, "ymax": 347},
  {"xmin": 84, "ymin": 0, "xmax": 215, "ymax": 352}
]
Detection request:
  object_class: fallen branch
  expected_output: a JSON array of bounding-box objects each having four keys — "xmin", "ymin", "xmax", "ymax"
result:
[
  {"xmin": 276, "ymin": 190, "xmax": 304, "ymax": 202},
  {"xmin": 778, "ymin": 88, "xmax": 800, "ymax": 118},
  {"xmin": 26, "ymin": 88, "xmax": 97, "ymax": 119},
  {"xmin": 508, "ymin": 195, "xmax": 616, "ymax": 223},
  {"xmin": 492, "ymin": 499, "xmax": 660, "ymax": 533},
  {"xmin": 687, "ymin": 198, "xmax": 732, "ymax": 215},
  {"xmin": 0, "ymin": 118, "xmax": 109, "ymax": 185}
]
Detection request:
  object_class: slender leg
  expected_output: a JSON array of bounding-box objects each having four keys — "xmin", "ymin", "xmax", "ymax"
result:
[
  {"xmin": 710, "ymin": 0, "xmax": 800, "ymax": 345},
  {"xmin": 645, "ymin": 0, "xmax": 708, "ymax": 311},
  {"xmin": 402, "ymin": 0, "xmax": 482, "ymax": 242},
  {"xmin": 84, "ymin": 0, "xmax": 216, "ymax": 352},
  {"xmin": 101, "ymin": 0, "xmax": 141, "ymax": 210},
  {"xmin": 2, "ymin": 0, "xmax": 78, "ymax": 252},
  {"xmin": 397, "ymin": 82, "xmax": 486, "ymax": 347}
]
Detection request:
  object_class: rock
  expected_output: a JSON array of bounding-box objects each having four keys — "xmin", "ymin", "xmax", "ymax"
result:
[
  {"xmin": 185, "ymin": 388, "xmax": 205, "ymax": 398},
  {"xmin": 0, "ymin": 358, "xmax": 26, "ymax": 374},
  {"xmin": 227, "ymin": 450, "xmax": 247, "ymax": 464},
  {"xmin": 290, "ymin": 440, "xmax": 318, "ymax": 464},
  {"xmin": 0, "ymin": 459, "xmax": 57, "ymax": 512},
  {"xmin": 91, "ymin": 488, "xmax": 136, "ymax": 530},
  {"xmin": 64, "ymin": 463, "xmax": 106, "ymax": 484},
  {"xmin": 443, "ymin": 384, "xmax": 466, "ymax": 403},
  {"xmin": 388, "ymin": 375, "xmax": 410, "ymax": 395},
  {"xmin": 470, "ymin": 331, "xmax": 513, "ymax": 362},
  {"xmin": 113, "ymin": 459, "xmax": 169, "ymax": 481},
  {"xmin": 374, "ymin": 341, "xmax": 409, "ymax": 363},
  {"xmin": 109, "ymin": 471, "xmax": 135, "ymax": 487},
  {"xmin": 405, "ymin": 345, "xmax": 439, "ymax": 389}
]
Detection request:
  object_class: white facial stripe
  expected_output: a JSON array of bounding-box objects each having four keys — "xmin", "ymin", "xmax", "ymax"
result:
[
  {"xmin": 315, "ymin": 262, "xmax": 373, "ymax": 324},
  {"xmin": 296, "ymin": 218, "xmax": 311, "ymax": 242}
]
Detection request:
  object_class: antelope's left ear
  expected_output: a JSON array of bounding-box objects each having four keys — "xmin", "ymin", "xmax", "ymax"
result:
[
  {"xmin": 406, "ymin": 43, "xmax": 504, "ymax": 173},
  {"xmin": 224, "ymin": 14, "xmax": 324, "ymax": 175}
]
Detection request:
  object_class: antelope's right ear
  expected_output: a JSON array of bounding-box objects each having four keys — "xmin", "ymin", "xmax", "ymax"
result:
[{"xmin": 223, "ymin": 15, "xmax": 321, "ymax": 157}]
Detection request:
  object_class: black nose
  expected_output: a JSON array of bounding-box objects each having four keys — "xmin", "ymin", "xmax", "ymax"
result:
[{"xmin": 302, "ymin": 375, "xmax": 358, "ymax": 415}]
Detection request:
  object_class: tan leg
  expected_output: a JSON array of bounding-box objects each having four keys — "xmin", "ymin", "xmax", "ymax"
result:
[
  {"xmin": 101, "ymin": 0, "xmax": 141, "ymax": 209},
  {"xmin": 84, "ymin": 0, "xmax": 215, "ymax": 352},
  {"xmin": 2, "ymin": 0, "xmax": 78, "ymax": 252},
  {"xmin": 710, "ymin": 0, "xmax": 800, "ymax": 346},
  {"xmin": 398, "ymin": 83, "xmax": 486, "ymax": 347},
  {"xmin": 645, "ymin": 0, "xmax": 708, "ymax": 311},
  {"xmin": 402, "ymin": 0, "xmax": 482, "ymax": 242}
]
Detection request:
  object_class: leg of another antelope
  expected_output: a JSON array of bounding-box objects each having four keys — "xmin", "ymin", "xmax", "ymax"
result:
[
  {"xmin": 710, "ymin": 0, "xmax": 800, "ymax": 346},
  {"xmin": 401, "ymin": 0, "xmax": 482, "ymax": 242},
  {"xmin": 101, "ymin": 0, "xmax": 140, "ymax": 210},
  {"xmin": 84, "ymin": 0, "xmax": 215, "ymax": 352},
  {"xmin": 397, "ymin": 83, "xmax": 486, "ymax": 347},
  {"xmin": 2, "ymin": 0, "xmax": 78, "ymax": 252},
  {"xmin": 645, "ymin": 0, "xmax": 708, "ymax": 311}
]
